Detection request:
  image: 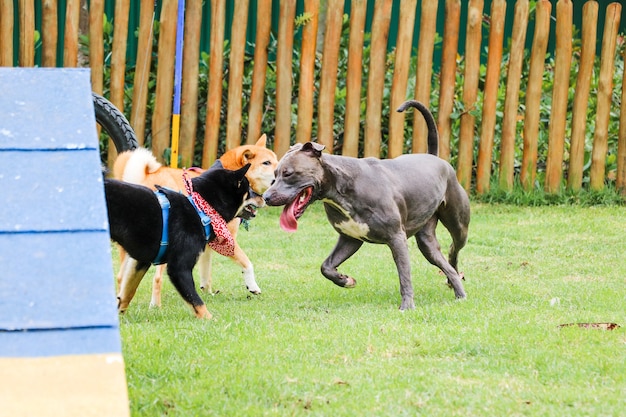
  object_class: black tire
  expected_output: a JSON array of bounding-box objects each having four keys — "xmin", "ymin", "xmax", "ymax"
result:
[{"xmin": 93, "ymin": 92, "xmax": 139, "ymax": 153}]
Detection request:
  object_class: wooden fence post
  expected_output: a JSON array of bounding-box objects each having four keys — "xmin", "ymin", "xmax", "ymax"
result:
[
  {"xmin": 130, "ymin": 0, "xmax": 155, "ymax": 146},
  {"xmin": 89, "ymin": 0, "xmax": 105, "ymax": 95},
  {"xmin": 409, "ymin": 0, "xmax": 438, "ymax": 155},
  {"xmin": 387, "ymin": 0, "xmax": 417, "ymax": 158},
  {"xmin": 520, "ymin": 0, "xmax": 551, "ymax": 191},
  {"xmin": 110, "ymin": 0, "xmax": 130, "ymax": 112},
  {"xmin": 342, "ymin": 0, "xmax": 367, "ymax": 157},
  {"xmin": 41, "ymin": 0, "xmax": 58, "ymax": 67},
  {"xmin": 0, "ymin": 0, "xmax": 14, "ymax": 66},
  {"xmin": 317, "ymin": 0, "xmax": 345, "ymax": 153},
  {"xmin": 249, "ymin": 0, "xmax": 274, "ymax": 144},
  {"xmin": 457, "ymin": 0, "xmax": 483, "ymax": 191},
  {"xmin": 364, "ymin": 0, "xmax": 392, "ymax": 158},
  {"xmin": 18, "ymin": 0, "xmax": 35, "ymax": 67},
  {"xmin": 544, "ymin": 0, "xmax": 572, "ymax": 193},
  {"xmin": 152, "ymin": 0, "xmax": 178, "ymax": 163},
  {"xmin": 498, "ymin": 0, "xmax": 528, "ymax": 192},
  {"xmin": 202, "ymin": 0, "xmax": 226, "ymax": 167},
  {"xmin": 476, "ymin": 0, "xmax": 506, "ymax": 194},
  {"xmin": 274, "ymin": 0, "xmax": 297, "ymax": 158},
  {"xmin": 590, "ymin": 3, "xmax": 622, "ymax": 190},
  {"xmin": 63, "ymin": 0, "xmax": 80, "ymax": 67},
  {"xmin": 437, "ymin": 0, "xmax": 461, "ymax": 162},
  {"xmin": 225, "ymin": 0, "xmax": 250, "ymax": 151},
  {"xmin": 179, "ymin": 0, "xmax": 203, "ymax": 166},
  {"xmin": 568, "ymin": 1, "xmax": 598, "ymax": 192},
  {"xmin": 618, "ymin": 45, "xmax": 626, "ymax": 194}
]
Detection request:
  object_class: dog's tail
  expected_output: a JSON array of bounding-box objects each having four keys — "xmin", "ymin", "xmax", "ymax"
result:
[
  {"xmin": 119, "ymin": 147, "xmax": 162, "ymax": 184},
  {"xmin": 396, "ymin": 100, "xmax": 439, "ymax": 156}
]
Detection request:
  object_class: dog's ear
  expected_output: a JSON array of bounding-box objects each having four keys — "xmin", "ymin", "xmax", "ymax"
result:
[
  {"xmin": 255, "ymin": 134, "xmax": 267, "ymax": 148},
  {"xmin": 241, "ymin": 149, "xmax": 255, "ymax": 164},
  {"xmin": 301, "ymin": 142, "xmax": 325, "ymax": 158},
  {"xmin": 236, "ymin": 163, "xmax": 251, "ymax": 177}
]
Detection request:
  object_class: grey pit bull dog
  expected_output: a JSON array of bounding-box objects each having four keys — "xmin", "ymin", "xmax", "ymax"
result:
[{"xmin": 263, "ymin": 100, "xmax": 470, "ymax": 310}]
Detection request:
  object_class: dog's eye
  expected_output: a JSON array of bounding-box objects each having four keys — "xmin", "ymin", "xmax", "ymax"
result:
[{"xmin": 263, "ymin": 160, "xmax": 272, "ymax": 166}]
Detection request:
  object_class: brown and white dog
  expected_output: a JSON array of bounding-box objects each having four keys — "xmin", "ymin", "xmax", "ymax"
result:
[{"xmin": 113, "ymin": 135, "xmax": 278, "ymax": 307}]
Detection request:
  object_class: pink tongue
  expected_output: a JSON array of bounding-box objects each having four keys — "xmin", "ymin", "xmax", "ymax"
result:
[{"xmin": 279, "ymin": 200, "xmax": 298, "ymax": 232}]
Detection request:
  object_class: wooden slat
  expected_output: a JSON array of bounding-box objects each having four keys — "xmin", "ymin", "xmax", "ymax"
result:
[
  {"xmin": 476, "ymin": 0, "xmax": 506, "ymax": 194},
  {"xmin": 108, "ymin": 0, "xmax": 130, "ymax": 167},
  {"xmin": 498, "ymin": 0, "xmax": 528, "ymax": 191},
  {"xmin": 152, "ymin": 0, "xmax": 178, "ymax": 163},
  {"xmin": 342, "ymin": 0, "xmax": 367, "ymax": 157},
  {"xmin": 110, "ymin": 0, "xmax": 130, "ymax": 110},
  {"xmin": 18, "ymin": 0, "xmax": 35, "ymax": 67},
  {"xmin": 202, "ymin": 0, "xmax": 226, "ymax": 167},
  {"xmin": 618, "ymin": 45, "xmax": 626, "ymax": 194},
  {"xmin": 130, "ymin": 0, "xmax": 156, "ymax": 146},
  {"xmin": 590, "ymin": 3, "xmax": 621, "ymax": 190},
  {"xmin": 387, "ymin": 0, "xmax": 418, "ymax": 158},
  {"xmin": 544, "ymin": 0, "xmax": 572, "ymax": 193},
  {"xmin": 363, "ymin": 0, "xmax": 392, "ymax": 158},
  {"xmin": 41, "ymin": 0, "xmax": 58, "ymax": 67},
  {"xmin": 437, "ymin": 0, "xmax": 461, "ymax": 162},
  {"xmin": 179, "ymin": 0, "xmax": 203, "ymax": 166},
  {"xmin": 225, "ymin": 0, "xmax": 250, "ymax": 151},
  {"xmin": 567, "ymin": 1, "xmax": 598, "ymax": 192},
  {"xmin": 410, "ymin": 0, "xmax": 438, "ymax": 155},
  {"xmin": 274, "ymin": 0, "xmax": 297, "ymax": 158},
  {"xmin": 317, "ymin": 0, "xmax": 345, "ymax": 153},
  {"xmin": 295, "ymin": 0, "xmax": 319, "ymax": 144},
  {"xmin": 457, "ymin": 0, "xmax": 483, "ymax": 191},
  {"xmin": 89, "ymin": 0, "xmax": 105, "ymax": 94},
  {"xmin": 63, "ymin": 0, "xmax": 80, "ymax": 67},
  {"xmin": 248, "ymin": 0, "xmax": 274, "ymax": 144},
  {"xmin": 0, "ymin": 0, "xmax": 14, "ymax": 66},
  {"xmin": 520, "ymin": 0, "xmax": 551, "ymax": 190}
]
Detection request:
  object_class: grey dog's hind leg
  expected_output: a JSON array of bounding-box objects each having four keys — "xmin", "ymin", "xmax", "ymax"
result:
[
  {"xmin": 321, "ymin": 235, "xmax": 363, "ymax": 288},
  {"xmin": 414, "ymin": 217, "xmax": 466, "ymax": 299}
]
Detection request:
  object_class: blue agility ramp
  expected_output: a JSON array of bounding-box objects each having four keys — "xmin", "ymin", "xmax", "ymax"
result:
[{"xmin": 0, "ymin": 68, "xmax": 129, "ymax": 416}]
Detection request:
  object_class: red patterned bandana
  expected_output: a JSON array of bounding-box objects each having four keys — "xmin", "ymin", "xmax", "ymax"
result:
[{"xmin": 183, "ymin": 170, "xmax": 235, "ymax": 257}]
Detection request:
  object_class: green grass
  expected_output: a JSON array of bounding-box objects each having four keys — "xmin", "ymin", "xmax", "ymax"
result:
[{"xmin": 118, "ymin": 203, "xmax": 626, "ymax": 416}]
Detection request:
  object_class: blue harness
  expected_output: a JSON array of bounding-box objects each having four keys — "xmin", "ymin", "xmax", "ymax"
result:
[
  {"xmin": 152, "ymin": 189, "xmax": 212, "ymax": 265},
  {"xmin": 153, "ymin": 191, "xmax": 170, "ymax": 265}
]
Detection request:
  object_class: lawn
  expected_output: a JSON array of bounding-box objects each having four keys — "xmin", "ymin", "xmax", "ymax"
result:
[{"xmin": 118, "ymin": 203, "xmax": 626, "ymax": 416}]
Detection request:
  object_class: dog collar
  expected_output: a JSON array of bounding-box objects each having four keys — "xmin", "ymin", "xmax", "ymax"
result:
[
  {"xmin": 153, "ymin": 190, "xmax": 170, "ymax": 265},
  {"xmin": 182, "ymin": 170, "xmax": 235, "ymax": 257},
  {"xmin": 187, "ymin": 195, "xmax": 212, "ymax": 243}
]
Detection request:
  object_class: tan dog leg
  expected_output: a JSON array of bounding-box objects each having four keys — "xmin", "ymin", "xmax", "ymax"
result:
[
  {"xmin": 150, "ymin": 264, "xmax": 165, "ymax": 308},
  {"xmin": 115, "ymin": 246, "xmax": 127, "ymax": 287},
  {"xmin": 117, "ymin": 257, "xmax": 149, "ymax": 313},
  {"xmin": 198, "ymin": 249, "xmax": 214, "ymax": 294},
  {"xmin": 199, "ymin": 220, "xmax": 262, "ymax": 294}
]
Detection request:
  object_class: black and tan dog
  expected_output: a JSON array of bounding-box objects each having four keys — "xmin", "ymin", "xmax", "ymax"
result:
[
  {"xmin": 263, "ymin": 100, "xmax": 470, "ymax": 311},
  {"xmin": 105, "ymin": 164, "xmax": 251, "ymax": 319}
]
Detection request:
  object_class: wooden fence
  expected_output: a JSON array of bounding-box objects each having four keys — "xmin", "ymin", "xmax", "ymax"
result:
[{"xmin": 1, "ymin": 0, "xmax": 625, "ymax": 195}]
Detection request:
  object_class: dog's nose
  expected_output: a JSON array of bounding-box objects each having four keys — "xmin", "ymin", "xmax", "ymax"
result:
[{"xmin": 249, "ymin": 188, "xmax": 262, "ymax": 200}]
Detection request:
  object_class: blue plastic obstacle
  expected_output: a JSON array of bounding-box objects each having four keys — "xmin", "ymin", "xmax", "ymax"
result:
[{"xmin": 0, "ymin": 68, "xmax": 129, "ymax": 416}]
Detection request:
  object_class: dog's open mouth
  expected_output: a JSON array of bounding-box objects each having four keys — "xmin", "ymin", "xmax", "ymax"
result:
[
  {"xmin": 280, "ymin": 186, "xmax": 313, "ymax": 232},
  {"xmin": 239, "ymin": 203, "xmax": 258, "ymax": 220}
]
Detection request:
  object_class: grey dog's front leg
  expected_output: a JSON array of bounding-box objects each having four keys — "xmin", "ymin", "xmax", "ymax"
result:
[
  {"xmin": 321, "ymin": 235, "xmax": 363, "ymax": 288},
  {"xmin": 388, "ymin": 234, "xmax": 415, "ymax": 310}
]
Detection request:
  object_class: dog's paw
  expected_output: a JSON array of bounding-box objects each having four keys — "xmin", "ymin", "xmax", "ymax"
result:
[
  {"xmin": 248, "ymin": 287, "xmax": 262, "ymax": 295},
  {"xmin": 399, "ymin": 299, "xmax": 416, "ymax": 311},
  {"xmin": 194, "ymin": 305, "xmax": 213, "ymax": 320},
  {"xmin": 344, "ymin": 277, "xmax": 357, "ymax": 288}
]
